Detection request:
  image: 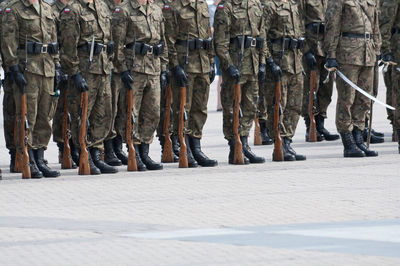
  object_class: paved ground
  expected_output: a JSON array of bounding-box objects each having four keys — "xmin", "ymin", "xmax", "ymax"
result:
[{"xmin": 0, "ymin": 70, "xmax": 399, "ymax": 266}]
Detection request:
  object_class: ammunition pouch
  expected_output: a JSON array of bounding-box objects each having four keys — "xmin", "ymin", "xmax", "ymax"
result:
[
  {"xmin": 230, "ymin": 36, "xmax": 264, "ymax": 49},
  {"xmin": 305, "ymin": 22, "xmax": 325, "ymax": 34},
  {"xmin": 175, "ymin": 38, "xmax": 213, "ymax": 51},
  {"xmin": 125, "ymin": 41, "xmax": 164, "ymax": 56},
  {"xmin": 19, "ymin": 42, "xmax": 59, "ymax": 55},
  {"xmin": 270, "ymin": 37, "xmax": 305, "ymax": 50}
]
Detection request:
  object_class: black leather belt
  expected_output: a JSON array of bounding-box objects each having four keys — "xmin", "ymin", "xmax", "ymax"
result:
[
  {"xmin": 306, "ymin": 22, "xmax": 325, "ymax": 34},
  {"xmin": 229, "ymin": 36, "xmax": 264, "ymax": 49},
  {"xmin": 19, "ymin": 42, "xmax": 59, "ymax": 55},
  {"xmin": 78, "ymin": 41, "xmax": 114, "ymax": 55},
  {"xmin": 125, "ymin": 41, "xmax": 164, "ymax": 56},
  {"xmin": 175, "ymin": 38, "xmax": 212, "ymax": 51},
  {"xmin": 341, "ymin": 32, "xmax": 372, "ymax": 39},
  {"xmin": 270, "ymin": 37, "xmax": 305, "ymax": 50},
  {"xmin": 392, "ymin": 28, "xmax": 400, "ymax": 36}
]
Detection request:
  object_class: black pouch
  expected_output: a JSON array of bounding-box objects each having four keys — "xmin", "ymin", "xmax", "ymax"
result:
[
  {"xmin": 283, "ymin": 38, "xmax": 291, "ymax": 50},
  {"xmin": 141, "ymin": 43, "xmax": 151, "ymax": 55},
  {"xmin": 256, "ymin": 37, "xmax": 264, "ymax": 49},
  {"xmin": 203, "ymin": 38, "xmax": 212, "ymax": 50},
  {"xmin": 297, "ymin": 37, "xmax": 305, "ymax": 49},
  {"xmin": 319, "ymin": 24, "xmax": 325, "ymax": 34},
  {"xmin": 288, "ymin": 39, "xmax": 298, "ymax": 50},
  {"xmin": 47, "ymin": 42, "xmax": 59, "ymax": 54},
  {"xmin": 195, "ymin": 38, "xmax": 203, "ymax": 50},
  {"xmin": 244, "ymin": 36, "xmax": 253, "ymax": 48},
  {"xmin": 188, "ymin": 39, "xmax": 196, "ymax": 51},
  {"xmin": 107, "ymin": 41, "xmax": 115, "ymax": 54},
  {"xmin": 94, "ymin": 43, "xmax": 103, "ymax": 55},
  {"xmin": 154, "ymin": 42, "xmax": 164, "ymax": 56},
  {"xmin": 135, "ymin": 42, "xmax": 142, "ymax": 54}
]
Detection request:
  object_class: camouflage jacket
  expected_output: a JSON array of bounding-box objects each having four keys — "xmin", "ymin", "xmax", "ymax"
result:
[
  {"xmin": 214, "ymin": 0, "xmax": 266, "ymax": 75},
  {"xmin": 1, "ymin": 0, "xmax": 58, "ymax": 77},
  {"xmin": 263, "ymin": 0, "xmax": 305, "ymax": 75},
  {"xmin": 167, "ymin": 0, "xmax": 214, "ymax": 74},
  {"xmin": 325, "ymin": 0, "xmax": 381, "ymax": 67},
  {"xmin": 59, "ymin": 0, "xmax": 113, "ymax": 76},
  {"xmin": 303, "ymin": 0, "xmax": 327, "ymax": 57},
  {"xmin": 112, "ymin": 0, "xmax": 168, "ymax": 75},
  {"xmin": 379, "ymin": 0, "xmax": 400, "ymax": 58},
  {"xmin": 51, "ymin": 0, "xmax": 66, "ymax": 42}
]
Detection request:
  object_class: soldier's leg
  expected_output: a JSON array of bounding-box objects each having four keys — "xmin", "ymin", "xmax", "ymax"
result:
[
  {"xmin": 170, "ymin": 75, "xmax": 181, "ymax": 158},
  {"xmin": 384, "ymin": 67, "xmax": 394, "ymax": 127},
  {"xmin": 67, "ymin": 77, "xmax": 81, "ymax": 165},
  {"xmin": 52, "ymin": 82, "xmax": 65, "ymax": 144},
  {"xmin": 221, "ymin": 70, "xmax": 235, "ymax": 140},
  {"xmin": 3, "ymin": 75, "xmax": 17, "ymax": 171},
  {"xmin": 257, "ymin": 81, "xmax": 272, "ymax": 145},
  {"xmin": 393, "ymin": 70, "xmax": 400, "ymax": 152},
  {"xmin": 113, "ymin": 75, "xmax": 129, "ymax": 164}
]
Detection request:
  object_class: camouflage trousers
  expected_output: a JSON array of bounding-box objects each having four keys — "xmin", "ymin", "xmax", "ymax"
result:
[
  {"xmin": 105, "ymin": 72, "xmax": 122, "ymax": 141},
  {"xmin": 114, "ymin": 74, "xmax": 127, "ymax": 142},
  {"xmin": 365, "ymin": 63, "xmax": 380, "ymax": 121},
  {"xmin": 391, "ymin": 66, "xmax": 400, "ymax": 130},
  {"xmin": 68, "ymin": 73, "xmax": 112, "ymax": 150},
  {"xmin": 335, "ymin": 64, "xmax": 374, "ymax": 133},
  {"xmin": 221, "ymin": 72, "xmax": 258, "ymax": 140},
  {"xmin": 172, "ymin": 72, "xmax": 210, "ymax": 139},
  {"xmin": 264, "ymin": 71, "xmax": 304, "ymax": 140},
  {"xmin": 301, "ymin": 55, "xmax": 334, "ymax": 118},
  {"xmin": 156, "ymin": 82, "xmax": 173, "ymax": 138},
  {"xmin": 257, "ymin": 83, "xmax": 268, "ymax": 122},
  {"xmin": 2, "ymin": 74, "xmax": 16, "ymax": 151},
  {"xmin": 52, "ymin": 80, "xmax": 68, "ymax": 143},
  {"xmin": 384, "ymin": 66, "xmax": 395, "ymax": 123},
  {"xmin": 14, "ymin": 72, "xmax": 57, "ymax": 151}
]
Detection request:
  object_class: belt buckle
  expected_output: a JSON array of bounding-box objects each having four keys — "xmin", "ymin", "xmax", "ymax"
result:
[
  {"xmin": 41, "ymin": 45, "xmax": 48, "ymax": 53},
  {"xmin": 250, "ymin": 38, "xmax": 257, "ymax": 47},
  {"xmin": 365, "ymin": 32, "xmax": 371, "ymax": 40},
  {"xmin": 147, "ymin": 46, "xmax": 153, "ymax": 55}
]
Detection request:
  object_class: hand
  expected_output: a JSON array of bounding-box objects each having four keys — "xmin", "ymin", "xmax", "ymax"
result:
[
  {"xmin": 382, "ymin": 53, "xmax": 396, "ymax": 65},
  {"xmin": 266, "ymin": 58, "xmax": 282, "ymax": 81},
  {"xmin": 160, "ymin": 69, "xmax": 170, "ymax": 91},
  {"xmin": 324, "ymin": 58, "xmax": 339, "ymax": 72},
  {"xmin": 121, "ymin": 70, "xmax": 134, "ymax": 90},
  {"xmin": 72, "ymin": 72, "xmax": 89, "ymax": 92},
  {"xmin": 10, "ymin": 65, "xmax": 27, "ymax": 91},
  {"xmin": 54, "ymin": 64, "xmax": 68, "ymax": 91},
  {"xmin": 258, "ymin": 63, "xmax": 266, "ymax": 83},
  {"xmin": 304, "ymin": 51, "xmax": 317, "ymax": 70},
  {"xmin": 227, "ymin": 65, "xmax": 240, "ymax": 84},
  {"xmin": 173, "ymin": 65, "xmax": 188, "ymax": 87},
  {"xmin": 209, "ymin": 62, "xmax": 216, "ymax": 84}
]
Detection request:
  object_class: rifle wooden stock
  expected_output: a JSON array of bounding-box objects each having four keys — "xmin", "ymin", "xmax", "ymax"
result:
[
  {"xmin": 308, "ymin": 70, "xmax": 317, "ymax": 142},
  {"xmin": 272, "ymin": 80, "xmax": 283, "ymax": 162},
  {"xmin": 14, "ymin": 116, "xmax": 22, "ymax": 173},
  {"xmin": 178, "ymin": 86, "xmax": 188, "ymax": 168},
  {"xmin": 126, "ymin": 88, "xmax": 138, "ymax": 171},
  {"xmin": 233, "ymin": 83, "xmax": 244, "ymax": 164},
  {"xmin": 78, "ymin": 91, "xmax": 90, "ymax": 175},
  {"xmin": 61, "ymin": 88, "xmax": 73, "ymax": 169},
  {"xmin": 254, "ymin": 116, "xmax": 262, "ymax": 145},
  {"xmin": 393, "ymin": 86, "xmax": 398, "ymax": 142},
  {"xmin": 162, "ymin": 84, "xmax": 174, "ymax": 163},
  {"xmin": 20, "ymin": 93, "xmax": 31, "ymax": 178}
]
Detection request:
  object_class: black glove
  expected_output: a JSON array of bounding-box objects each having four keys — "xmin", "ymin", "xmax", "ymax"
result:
[
  {"xmin": 72, "ymin": 72, "xmax": 89, "ymax": 92},
  {"xmin": 54, "ymin": 64, "xmax": 67, "ymax": 92},
  {"xmin": 160, "ymin": 69, "xmax": 170, "ymax": 91},
  {"xmin": 304, "ymin": 51, "xmax": 317, "ymax": 70},
  {"xmin": 9, "ymin": 65, "xmax": 27, "ymax": 91},
  {"xmin": 382, "ymin": 53, "xmax": 395, "ymax": 64},
  {"xmin": 209, "ymin": 62, "xmax": 216, "ymax": 84},
  {"xmin": 258, "ymin": 63, "xmax": 266, "ymax": 83},
  {"xmin": 173, "ymin": 65, "xmax": 188, "ymax": 87},
  {"xmin": 324, "ymin": 58, "xmax": 339, "ymax": 71},
  {"xmin": 121, "ymin": 70, "xmax": 134, "ymax": 90},
  {"xmin": 266, "ymin": 58, "xmax": 282, "ymax": 81},
  {"xmin": 227, "ymin": 65, "xmax": 240, "ymax": 84}
]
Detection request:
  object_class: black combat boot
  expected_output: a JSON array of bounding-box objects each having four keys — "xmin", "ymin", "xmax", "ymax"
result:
[
  {"xmin": 259, "ymin": 120, "xmax": 273, "ymax": 145},
  {"xmin": 189, "ymin": 136, "xmax": 218, "ymax": 167},
  {"xmin": 70, "ymin": 140, "xmax": 80, "ymax": 166},
  {"xmin": 340, "ymin": 132, "xmax": 365, "ymax": 157},
  {"xmin": 134, "ymin": 144, "xmax": 147, "ymax": 171},
  {"xmin": 315, "ymin": 114, "xmax": 340, "ymax": 141},
  {"xmin": 90, "ymin": 148, "xmax": 118, "ymax": 174},
  {"xmin": 139, "ymin": 144, "xmax": 163, "ymax": 170},
  {"xmin": 159, "ymin": 136, "xmax": 179, "ymax": 162},
  {"xmin": 171, "ymin": 135, "xmax": 180, "ymax": 161},
  {"xmin": 57, "ymin": 142, "xmax": 77, "ymax": 169},
  {"xmin": 113, "ymin": 135, "xmax": 128, "ymax": 165},
  {"xmin": 365, "ymin": 119, "xmax": 384, "ymax": 137},
  {"xmin": 363, "ymin": 129, "xmax": 384, "ymax": 144},
  {"xmin": 104, "ymin": 139, "xmax": 122, "ymax": 166},
  {"xmin": 87, "ymin": 152, "xmax": 101, "ymax": 175},
  {"xmin": 281, "ymin": 138, "xmax": 296, "ymax": 161},
  {"xmin": 183, "ymin": 135, "xmax": 198, "ymax": 168},
  {"xmin": 284, "ymin": 137, "xmax": 306, "ymax": 161},
  {"xmin": 28, "ymin": 149, "xmax": 43, "ymax": 178},
  {"xmin": 241, "ymin": 136, "xmax": 265, "ymax": 163},
  {"xmin": 353, "ymin": 128, "xmax": 378, "ymax": 157},
  {"xmin": 228, "ymin": 139, "xmax": 249, "ymax": 165},
  {"xmin": 9, "ymin": 149, "xmax": 16, "ymax": 173},
  {"xmin": 34, "ymin": 148, "xmax": 60, "ymax": 177},
  {"xmin": 305, "ymin": 115, "xmax": 324, "ymax": 142}
]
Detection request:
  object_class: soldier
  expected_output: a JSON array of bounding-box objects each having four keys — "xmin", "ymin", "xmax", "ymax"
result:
[
  {"xmin": 325, "ymin": 0, "xmax": 381, "ymax": 157},
  {"xmin": 263, "ymin": 0, "xmax": 307, "ymax": 161},
  {"xmin": 167, "ymin": 0, "xmax": 218, "ymax": 168},
  {"xmin": 1, "ymin": 0, "xmax": 62, "ymax": 177},
  {"xmin": 214, "ymin": 0, "xmax": 266, "ymax": 164},
  {"xmin": 60, "ymin": 0, "xmax": 117, "ymax": 174},
  {"xmin": 112, "ymin": 0, "xmax": 168, "ymax": 170},
  {"xmin": 301, "ymin": 0, "xmax": 339, "ymax": 142},
  {"xmin": 380, "ymin": 0, "xmax": 400, "ymax": 152}
]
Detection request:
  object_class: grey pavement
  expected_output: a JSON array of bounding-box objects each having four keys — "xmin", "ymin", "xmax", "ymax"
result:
[{"xmin": 0, "ymin": 70, "xmax": 399, "ymax": 266}]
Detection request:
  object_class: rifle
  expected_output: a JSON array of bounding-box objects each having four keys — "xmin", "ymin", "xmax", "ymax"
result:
[
  {"xmin": 367, "ymin": 100, "xmax": 373, "ymax": 147},
  {"xmin": 78, "ymin": 35, "xmax": 95, "ymax": 175},
  {"xmin": 127, "ymin": 32, "xmax": 138, "ymax": 171},
  {"xmin": 14, "ymin": 116, "xmax": 22, "ymax": 173},
  {"xmin": 308, "ymin": 69, "xmax": 317, "ymax": 142},
  {"xmin": 178, "ymin": 32, "xmax": 190, "ymax": 168},
  {"xmin": 162, "ymin": 84, "xmax": 174, "ymax": 163},
  {"xmin": 254, "ymin": 115, "xmax": 262, "ymax": 145},
  {"xmin": 393, "ymin": 84, "xmax": 398, "ymax": 142},
  {"xmin": 61, "ymin": 83, "xmax": 73, "ymax": 169}
]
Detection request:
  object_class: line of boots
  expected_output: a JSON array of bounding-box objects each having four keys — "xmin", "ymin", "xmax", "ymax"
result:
[
  {"xmin": 228, "ymin": 136, "xmax": 265, "ymax": 164},
  {"xmin": 28, "ymin": 148, "xmax": 60, "ymax": 178},
  {"xmin": 259, "ymin": 120, "xmax": 273, "ymax": 145},
  {"xmin": 340, "ymin": 128, "xmax": 378, "ymax": 157}
]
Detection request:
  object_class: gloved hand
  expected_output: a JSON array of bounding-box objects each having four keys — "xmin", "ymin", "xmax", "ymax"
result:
[
  {"xmin": 72, "ymin": 72, "xmax": 89, "ymax": 92},
  {"xmin": 227, "ymin": 65, "xmax": 240, "ymax": 84},
  {"xmin": 258, "ymin": 63, "xmax": 266, "ymax": 83},
  {"xmin": 324, "ymin": 58, "xmax": 339, "ymax": 72},
  {"xmin": 304, "ymin": 51, "xmax": 317, "ymax": 70},
  {"xmin": 9, "ymin": 65, "xmax": 27, "ymax": 91},
  {"xmin": 160, "ymin": 69, "xmax": 170, "ymax": 91},
  {"xmin": 173, "ymin": 65, "xmax": 188, "ymax": 87},
  {"xmin": 209, "ymin": 62, "xmax": 216, "ymax": 84},
  {"xmin": 121, "ymin": 70, "xmax": 134, "ymax": 90},
  {"xmin": 54, "ymin": 64, "xmax": 68, "ymax": 92},
  {"xmin": 382, "ymin": 53, "xmax": 395, "ymax": 64},
  {"xmin": 266, "ymin": 58, "xmax": 282, "ymax": 81}
]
